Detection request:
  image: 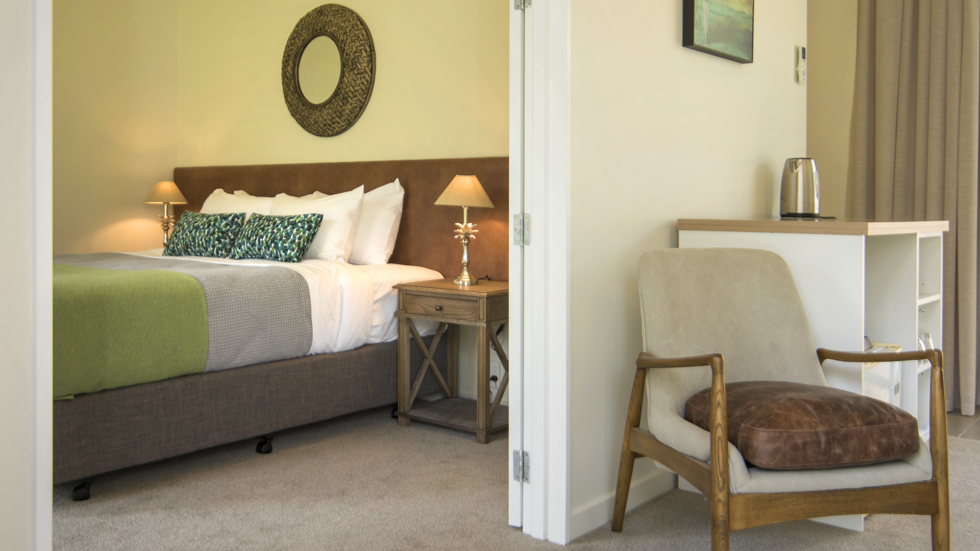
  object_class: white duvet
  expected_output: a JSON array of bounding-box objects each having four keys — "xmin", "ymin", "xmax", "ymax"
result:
[{"xmin": 129, "ymin": 249, "xmax": 440, "ymax": 354}]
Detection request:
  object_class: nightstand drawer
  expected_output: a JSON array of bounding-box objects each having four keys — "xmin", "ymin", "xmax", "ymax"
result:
[{"xmin": 403, "ymin": 293, "xmax": 480, "ymax": 321}]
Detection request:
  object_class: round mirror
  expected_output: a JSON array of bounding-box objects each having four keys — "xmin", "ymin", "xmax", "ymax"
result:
[
  {"xmin": 298, "ymin": 36, "xmax": 341, "ymax": 104},
  {"xmin": 282, "ymin": 4, "xmax": 376, "ymax": 137}
]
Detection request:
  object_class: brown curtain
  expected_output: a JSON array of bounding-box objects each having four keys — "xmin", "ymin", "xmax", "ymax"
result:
[{"xmin": 848, "ymin": 0, "xmax": 980, "ymax": 414}]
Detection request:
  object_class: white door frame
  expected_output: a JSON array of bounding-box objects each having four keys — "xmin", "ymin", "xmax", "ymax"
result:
[
  {"xmin": 509, "ymin": 0, "xmax": 572, "ymax": 544},
  {"xmin": 507, "ymin": 0, "xmax": 526, "ymax": 529},
  {"xmin": 34, "ymin": 0, "xmax": 54, "ymax": 549}
]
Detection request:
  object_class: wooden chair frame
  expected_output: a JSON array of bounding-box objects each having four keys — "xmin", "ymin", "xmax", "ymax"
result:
[{"xmin": 612, "ymin": 349, "xmax": 950, "ymax": 551}]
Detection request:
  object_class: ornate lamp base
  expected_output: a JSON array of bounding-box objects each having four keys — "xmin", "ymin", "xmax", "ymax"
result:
[
  {"xmin": 452, "ymin": 208, "xmax": 478, "ymax": 285},
  {"xmin": 158, "ymin": 203, "xmax": 175, "ymax": 247},
  {"xmin": 454, "ymin": 235, "xmax": 478, "ymax": 286},
  {"xmin": 454, "ymin": 266, "xmax": 478, "ymax": 286}
]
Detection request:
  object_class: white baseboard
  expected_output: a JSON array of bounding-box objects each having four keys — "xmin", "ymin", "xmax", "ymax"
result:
[
  {"xmin": 568, "ymin": 467, "xmax": 676, "ymax": 542},
  {"xmin": 811, "ymin": 514, "xmax": 865, "ymax": 531},
  {"xmin": 677, "ymin": 476, "xmax": 698, "ymax": 493}
]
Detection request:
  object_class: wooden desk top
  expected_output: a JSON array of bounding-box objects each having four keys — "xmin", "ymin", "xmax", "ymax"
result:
[{"xmin": 677, "ymin": 218, "xmax": 949, "ymax": 236}]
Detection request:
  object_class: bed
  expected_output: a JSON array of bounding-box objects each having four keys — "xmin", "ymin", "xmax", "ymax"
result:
[{"xmin": 53, "ymin": 156, "xmax": 509, "ymax": 491}]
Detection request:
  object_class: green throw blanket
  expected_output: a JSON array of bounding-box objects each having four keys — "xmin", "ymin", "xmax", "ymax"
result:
[{"xmin": 53, "ymin": 264, "xmax": 209, "ymax": 400}]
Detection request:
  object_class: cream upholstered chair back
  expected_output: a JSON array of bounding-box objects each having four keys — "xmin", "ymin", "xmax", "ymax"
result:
[{"xmin": 638, "ymin": 248, "xmax": 827, "ymax": 418}]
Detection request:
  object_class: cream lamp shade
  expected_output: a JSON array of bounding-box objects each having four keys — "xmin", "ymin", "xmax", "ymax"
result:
[
  {"xmin": 144, "ymin": 181, "xmax": 187, "ymax": 204},
  {"xmin": 434, "ymin": 175, "xmax": 494, "ymax": 209}
]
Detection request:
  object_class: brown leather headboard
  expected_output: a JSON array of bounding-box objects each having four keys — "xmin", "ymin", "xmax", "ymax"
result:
[{"xmin": 173, "ymin": 157, "xmax": 508, "ymax": 282}]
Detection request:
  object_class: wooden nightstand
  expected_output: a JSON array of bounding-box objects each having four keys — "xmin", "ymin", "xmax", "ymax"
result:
[{"xmin": 394, "ymin": 278, "xmax": 508, "ymax": 443}]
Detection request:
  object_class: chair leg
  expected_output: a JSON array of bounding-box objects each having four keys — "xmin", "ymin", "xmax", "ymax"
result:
[
  {"xmin": 932, "ymin": 510, "xmax": 949, "ymax": 551},
  {"xmin": 612, "ymin": 442, "xmax": 637, "ymax": 532},
  {"xmin": 709, "ymin": 356, "xmax": 730, "ymax": 551},
  {"xmin": 711, "ymin": 498, "xmax": 730, "ymax": 551},
  {"xmin": 929, "ymin": 352, "xmax": 949, "ymax": 551},
  {"xmin": 931, "ymin": 428, "xmax": 950, "ymax": 551},
  {"xmin": 612, "ymin": 367, "xmax": 647, "ymax": 532}
]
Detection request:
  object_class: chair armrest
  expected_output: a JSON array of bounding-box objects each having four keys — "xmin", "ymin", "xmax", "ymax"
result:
[
  {"xmin": 636, "ymin": 351, "xmax": 729, "ymax": 507},
  {"xmin": 816, "ymin": 348, "xmax": 941, "ymax": 366},
  {"xmin": 636, "ymin": 352, "xmax": 724, "ymax": 375},
  {"xmin": 818, "ymin": 347, "xmax": 948, "ymax": 487}
]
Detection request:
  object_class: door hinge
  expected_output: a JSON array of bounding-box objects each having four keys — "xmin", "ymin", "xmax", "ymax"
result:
[
  {"xmin": 513, "ymin": 450, "xmax": 530, "ymax": 482},
  {"xmin": 515, "ymin": 0, "xmax": 532, "ymax": 10},
  {"xmin": 513, "ymin": 213, "xmax": 530, "ymax": 246}
]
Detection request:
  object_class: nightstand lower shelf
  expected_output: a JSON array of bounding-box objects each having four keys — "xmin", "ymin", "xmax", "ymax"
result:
[{"xmin": 397, "ymin": 398, "xmax": 508, "ymax": 437}]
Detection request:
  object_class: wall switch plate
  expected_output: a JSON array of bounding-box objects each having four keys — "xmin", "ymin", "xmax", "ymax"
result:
[{"xmin": 797, "ymin": 46, "xmax": 807, "ymax": 84}]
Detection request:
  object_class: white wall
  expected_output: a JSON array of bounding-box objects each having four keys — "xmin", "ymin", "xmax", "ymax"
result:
[
  {"xmin": 807, "ymin": 0, "xmax": 858, "ymax": 219},
  {"xmin": 567, "ymin": 0, "xmax": 807, "ymax": 539},
  {"xmin": 1, "ymin": 1, "xmax": 52, "ymax": 549},
  {"xmin": 52, "ymin": 0, "xmax": 179, "ymax": 254}
]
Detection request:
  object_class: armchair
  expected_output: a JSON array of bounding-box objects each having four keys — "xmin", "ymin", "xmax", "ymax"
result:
[{"xmin": 612, "ymin": 248, "xmax": 949, "ymax": 550}]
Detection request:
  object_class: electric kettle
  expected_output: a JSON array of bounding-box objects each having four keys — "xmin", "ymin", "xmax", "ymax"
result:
[{"xmin": 780, "ymin": 158, "xmax": 820, "ymax": 218}]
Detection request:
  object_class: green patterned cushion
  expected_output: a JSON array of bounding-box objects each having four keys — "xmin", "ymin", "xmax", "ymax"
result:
[
  {"xmin": 163, "ymin": 211, "xmax": 245, "ymax": 258},
  {"xmin": 229, "ymin": 213, "xmax": 323, "ymax": 263}
]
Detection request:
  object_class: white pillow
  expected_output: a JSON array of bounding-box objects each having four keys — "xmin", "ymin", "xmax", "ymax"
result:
[
  {"xmin": 269, "ymin": 186, "xmax": 364, "ymax": 262},
  {"xmin": 348, "ymin": 179, "xmax": 405, "ymax": 265},
  {"xmin": 233, "ymin": 190, "xmax": 273, "ymax": 199},
  {"xmin": 200, "ymin": 189, "xmax": 273, "ymax": 219}
]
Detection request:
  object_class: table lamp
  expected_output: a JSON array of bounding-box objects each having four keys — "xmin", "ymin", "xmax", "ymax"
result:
[
  {"xmin": 144, "ymin": 181, "xmax": 187, "ymax": 246},
  {"xmin": 435, "ymin": 175, "xmax": 494, "ymax": 285}
]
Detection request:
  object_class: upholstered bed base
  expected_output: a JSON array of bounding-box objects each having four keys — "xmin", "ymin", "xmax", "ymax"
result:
[{"xmin": 54, "ymin": 336, "xmax": 444, "ymax": 484}]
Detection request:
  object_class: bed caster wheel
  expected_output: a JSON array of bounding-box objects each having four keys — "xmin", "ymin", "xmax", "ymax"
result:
[
  {"xmin": 391, "ymin": 406, "xmax": 398, "ymax": 419},
  {"xmin": 71, "ymin": 485, "xmax": 90, "ymax": 502},
  {"xmin": 71, "ymin": 478, "xmax": 94, "ymax": 501},
  {"xmin": 256, "ymin": 436, "xmax": 273, "ymax": 454}
]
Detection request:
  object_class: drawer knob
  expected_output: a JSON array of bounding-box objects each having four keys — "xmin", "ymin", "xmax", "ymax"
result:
[{"xmin": 435, "ymin": 305, "xmax": 443, "ymax": 312}]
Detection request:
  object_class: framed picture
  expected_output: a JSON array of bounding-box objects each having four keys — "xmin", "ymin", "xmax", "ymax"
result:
[{"xmin": 683, "ymin": 0, "xmax": 754, "ymax": 64}]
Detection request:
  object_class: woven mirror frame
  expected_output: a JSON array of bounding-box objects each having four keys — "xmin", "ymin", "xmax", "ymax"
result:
[{"xmin": 282, "ymin": 4, "xmax": 376, "ymax": 137}]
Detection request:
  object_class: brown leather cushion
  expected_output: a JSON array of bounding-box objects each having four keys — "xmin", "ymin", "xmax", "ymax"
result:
[{"xmin": 684, "ymin": 381, "xmax": 919, "ymax": 470}]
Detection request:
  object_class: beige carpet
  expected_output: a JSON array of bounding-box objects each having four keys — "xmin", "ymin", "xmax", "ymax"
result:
[{"xmin": 54, "ymin": 407, "xmax": 979, "ymax": 550}]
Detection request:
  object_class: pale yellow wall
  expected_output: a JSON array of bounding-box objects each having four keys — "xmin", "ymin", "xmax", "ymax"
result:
[
  {"xmin": 568, "ymin": 0, "xmax": 807, "ymax": 536},
  {"xmin": 807, "ymin": 0, "xmax": 858, "ymax": 219},
  {"xmin": 1, "ymin": 1, "xmax": 41, "ymax": 548},
  {"xmin": 53, "ymin": 0, "xmax": 508, "ymax": 253},
  {"xmin": 177, "ymin": 0, "xmax": 509, "ymax": 166},
  {"xmin": 53, "ymin": 0, "xmax": 179, "ymax": 254}
]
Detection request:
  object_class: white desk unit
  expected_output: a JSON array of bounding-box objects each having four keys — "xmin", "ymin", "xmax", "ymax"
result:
[{"xmin": 678, "ymin": 219, "xmax": 948, "ymax": 441}]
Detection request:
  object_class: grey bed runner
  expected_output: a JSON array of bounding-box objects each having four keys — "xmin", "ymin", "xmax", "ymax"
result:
[{"xmin": 55, "ymin": 253, "xmax": 313, "ymax": 372}]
